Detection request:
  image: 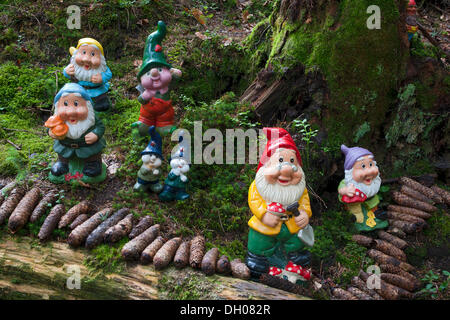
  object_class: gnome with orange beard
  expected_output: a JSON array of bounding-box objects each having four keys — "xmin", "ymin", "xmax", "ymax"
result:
[{"xmin": 246, "ymin": 128, "xmax": 313, "ymax": 280}]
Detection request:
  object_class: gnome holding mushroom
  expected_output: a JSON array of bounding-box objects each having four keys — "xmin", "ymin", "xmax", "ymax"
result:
[
  {"xmin": 63, "ymin": 38, "xmax": 112, "ymax": 112},
  {"xmin": 46, "ymin": 83, "xmax": 106, "ymax": 184},
  {"xmin": 246, "ymin": 128, "xmax": 313, "ymax": 282},
  {"xmin": 133, "ymin": 21, "xmax": 182, "ymax": 137},
  {"xmin": 338, "ymin": 145, "xmax": 388, "ymax": 232},
  {"xmin": 133, "ymin": 126, "xmax": 164, "ymax": 193}
]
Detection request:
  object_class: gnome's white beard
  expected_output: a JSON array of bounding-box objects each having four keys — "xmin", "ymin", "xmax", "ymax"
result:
[
  {"xmin": 71, "ymin": 53, "xmax": 107, "ymax": 83},
  {"xmin": 170, "ymin": 158, "xmax": 189, "ymax": 182},
  {"xmin": 254, "ymin": 166, "xmax": 306, "ymax": 207},
  {"xmin": 54, "ymin": 101, "xmax": 96, "ymax": 140},
  {"xmin": 344, "ymin": 169, "xmax": 381, "ymax": 198}
]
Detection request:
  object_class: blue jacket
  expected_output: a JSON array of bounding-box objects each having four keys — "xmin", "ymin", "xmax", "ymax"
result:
[{"xmin": 63, "ymin": 66, "xmax": 112, "ymax": 98}]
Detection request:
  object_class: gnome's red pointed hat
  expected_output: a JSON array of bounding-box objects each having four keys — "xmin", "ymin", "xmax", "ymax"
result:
[{"xmin": 257, "ymin": 128, "xmax": 302, "ymax": 171}]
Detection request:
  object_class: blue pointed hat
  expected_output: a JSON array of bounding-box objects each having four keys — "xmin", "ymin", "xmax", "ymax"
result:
[
  {"xmin": 54, "ymin": 83, "xmax": 93, "ymax": 105},
  {"xmin": 141, "ymin": 126, "xmax": 163, "ymax": 159}
]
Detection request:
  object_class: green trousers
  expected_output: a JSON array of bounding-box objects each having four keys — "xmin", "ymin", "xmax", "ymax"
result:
[{"xmin": 248, "ymin": 224, "xmax": 305, "ymax": 257}]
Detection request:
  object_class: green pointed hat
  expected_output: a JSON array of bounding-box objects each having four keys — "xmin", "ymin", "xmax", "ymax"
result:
[{"xmin": 138, "ymin": 21, "xmax": 172, "ymax": 80}]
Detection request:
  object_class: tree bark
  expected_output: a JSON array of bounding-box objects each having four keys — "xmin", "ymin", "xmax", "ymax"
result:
[{"xmin": 0, "ymin": 235, "xmax": 309, "ymax": 300}]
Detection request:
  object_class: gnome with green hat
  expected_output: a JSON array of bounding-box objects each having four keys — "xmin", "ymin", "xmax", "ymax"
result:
[{"xmin": 133, "ymin": 21, "xmax": 182, "ymax": 137}]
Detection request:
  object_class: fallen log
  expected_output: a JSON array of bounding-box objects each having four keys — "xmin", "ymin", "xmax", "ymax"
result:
[
  {"xmin": 392, "ymin": 191, "xmax": 437, "ymax": 213},
  {"xmin": 121, "ymin": 224, "xmax": 160, "ymax": 261},
  {"xmin": 8, "ymin": 187, "xmax": 41, "ymax": 233},
  {"xmin": 67, "ymin": 207, "xmax": 112, "ymax": 247},
  {"xmin": 30, "ymin": 191, "xmax": 58, "ymax": 223},
  {"xmin": 398, "ymin": 177, "xmax": 443, "ymax": 204},
  {"xmin": 387, "ymin": 205, "xmax": 432, "ymax": 219},
  {"xmin": 377, "ymin": 230, "xmax": 408, "ymax": 250},
  {"xmin": 0, "ymin": 188, "xmax": 25, "ymax": 225},
  {"xmin": 0, "ymin": 235, "xmax": 309, "ymax": 300},
  {"xmin": 58, "ymin": 200, "xmax": 92, "ymax": 229},
  {"xmin": 367, "ymin": 249, "xmax": 414, "ymax": 272},
  {"xmin": 38, "ymin": 204, "xmax": 65, "ymax": 242},
  {"xmin": 431, "ymin": 185, "xmax": 450, "ymax": 206}
]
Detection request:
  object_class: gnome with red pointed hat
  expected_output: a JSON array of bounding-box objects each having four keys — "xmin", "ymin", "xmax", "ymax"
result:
[{"xmin": 246, "ymin": 128, "xmax": 313, "ymax": 279}]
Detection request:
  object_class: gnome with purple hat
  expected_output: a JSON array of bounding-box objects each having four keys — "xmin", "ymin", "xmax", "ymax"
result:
[{"xmin": 338, "ymin": 145, "xmax": 388, "ymax": 232}]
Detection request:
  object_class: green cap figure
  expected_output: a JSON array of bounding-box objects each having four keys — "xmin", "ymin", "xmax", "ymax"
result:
[
  {"xmin": 133, "ymin": 21, "xmax": 182, "ymax": 137},
  {"xmin": 137, "ymin": 21, "xmax": 172, "ymax": 81}
]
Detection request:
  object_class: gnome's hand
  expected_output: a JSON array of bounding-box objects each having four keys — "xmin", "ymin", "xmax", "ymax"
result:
[
  {"xmin": 170, "ymin": 68, "xmax": 182, "ymax": 78},
  {"xmin": 262, "ymin": 212, "xmax": 281, "ymax": 228},
  {"xmin": 85, "ymin": 132, "xmax": 99, "ymax": 144},
  {"xmin": 339, "ymin": 183, "xmax": 356, "ymax": 197},
  {"xmin": 91, "ymin": 73, "xmax": 103, "ymax": 84},
  {"xmin": 66, "ymin": 64, "xmax": 75, "ymax": 76},
  {"xmin": 295, "ymin": 210, "xmax": 309, "ymax": 229},
  {"xmin": 48, "ymin": 130, "xmax": 58, "ymax": 140}
]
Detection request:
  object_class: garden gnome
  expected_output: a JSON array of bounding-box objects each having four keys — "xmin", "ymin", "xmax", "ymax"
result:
[
  {"xmin": 338, "ymin": 145, "xmax": 388, "ymax": 232},
  {"xmin": 246, "ymin": 128, "xmax": 313, "ymax": 280},
  {"xmin": 63, "ymin": 38, "xmax": 112, "ymax": 112},
  {"xmin": 158, "ymin": 131, "xmax": 190, "ymax": 201},
  {"xmin": 133, "ymin": 21, "xmax": 182, "ymax": 137},
  {"xmin": 47, "ymin": 83, "xmax": 106, "ymax": 184},
  {"xmin": 134, "ymin": 126, "xmax": 164, "ymax": 193},
  {"xmin": 406, "ymin": 0, "xmax": 418, "ymax": 41}
]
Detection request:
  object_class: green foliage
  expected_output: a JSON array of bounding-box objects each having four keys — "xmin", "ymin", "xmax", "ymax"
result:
[
  {"xmin": 84, "ymin": 238, "xmax": 129, "ymax": 275},
  {"xmin": 292, "ymin": 118, "xmax": 318, "ymax": 167},
  {"xmin": 353, "ymin": 121, "xmax": 370, "ymax": 143},
  {"xmin": 418, "ymin": 270, "xmax": 450, "ymax": 299},
  {"xmin": 308, "ymin": 210, "xmax": 354, "ymax": 263},
  {"xmin": 335, "ymin": 241, "xmax": 373, "ymax": 285}
]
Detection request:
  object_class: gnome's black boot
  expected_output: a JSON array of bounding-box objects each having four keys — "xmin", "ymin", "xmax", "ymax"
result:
[
  {"xmin": 245, "ymin": 251, "xmax": 269, "ymax": 279},
  {"xmin": 92, "ymin": 94, "xmax": 111, "ymax": 112},
  {"xmin": 287, "ymin": 250, "xmax": 311, "ymax": 267},
  {"xmin": 83, "ymin": 161, "xmax": 102, "ymax": 177},
  {"xmin": 51, "ymin": 161, "xmax": 69, "ymax": 176}
]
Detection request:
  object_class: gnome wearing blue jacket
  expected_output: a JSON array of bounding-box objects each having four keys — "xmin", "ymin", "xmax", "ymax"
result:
[{"xmin": 134, "ymin": 126, "xmax": 164, "ymax": 193}]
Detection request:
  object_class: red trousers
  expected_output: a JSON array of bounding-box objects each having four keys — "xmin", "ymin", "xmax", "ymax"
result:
[{"xmin": 139, "ymin": 97, "xmax": 174, "ymax": 127}]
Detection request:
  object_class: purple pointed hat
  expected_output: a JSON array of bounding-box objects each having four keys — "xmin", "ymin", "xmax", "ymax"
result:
[{"xmin": 341, "ymin": 145, "xmax": 373, "ymax": 170}]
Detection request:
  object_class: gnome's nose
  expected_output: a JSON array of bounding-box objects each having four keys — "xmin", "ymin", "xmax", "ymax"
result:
[{"xmin": 150, "ymin": 68, "xmax": 159, "ymax": 77}]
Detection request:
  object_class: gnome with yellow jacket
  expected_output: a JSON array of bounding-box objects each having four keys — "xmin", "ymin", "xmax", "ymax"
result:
[{"xmin": 246, "ymin": 128, "xmax": 313, "ymax": 281}]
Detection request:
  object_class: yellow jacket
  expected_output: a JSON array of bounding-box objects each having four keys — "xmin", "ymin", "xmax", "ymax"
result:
[{"xmin": 247, "ymin": 181, "xmax": 312, "ymax": 236}]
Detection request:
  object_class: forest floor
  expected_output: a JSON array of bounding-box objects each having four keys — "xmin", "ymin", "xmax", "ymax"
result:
[{"xmin": 0, "ymin": 0, "xmax": 449, "ymax": 300}]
